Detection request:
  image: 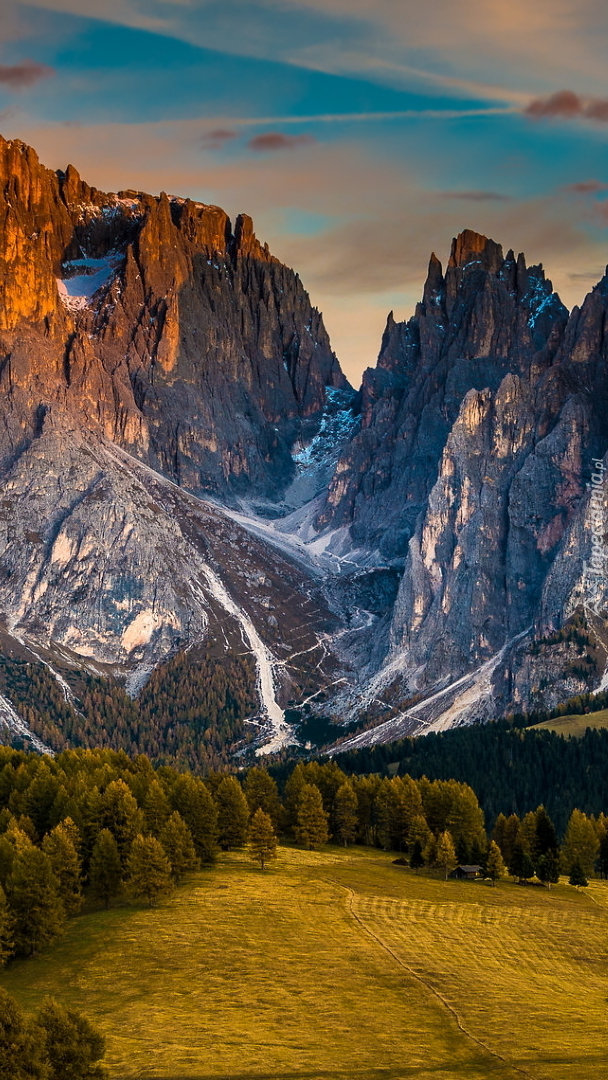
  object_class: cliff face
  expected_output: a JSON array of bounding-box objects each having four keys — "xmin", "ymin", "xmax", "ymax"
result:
[
  {"xmin": 316, "ymin": 231, "xmax": 608, "ymax": 735},
  {"xmin": 0, "ymin": 134, "xmax": 348, "ymax": 501}
]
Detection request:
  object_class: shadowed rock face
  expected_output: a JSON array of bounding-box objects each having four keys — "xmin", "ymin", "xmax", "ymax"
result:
[
  {"xmin": 317, "ymin": 231, "xmax": 608, "ymax": 718},
  {"xmin": 0, "ymin": 133, "xmax": 347, "ymax": 502}
]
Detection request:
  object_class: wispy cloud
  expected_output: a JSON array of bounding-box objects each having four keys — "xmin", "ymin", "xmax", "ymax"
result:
[
  {"xmin": 563, "ymin": 179, "xmax": 608, "ymax": 194},
  {"xmin": 439, "ymin": 190, "xmax": 511, "ymax": 202},
  {"xmin": 525, "ymin": 90, "xmax": 608, "ymax": 123},
  {"xmin": 247, "ymin": 131, "xmax": 314, "ymax": 151},
  {"xmin": 200, "ymin": 127, "xmax": 238, "ymax": 149},
  {"xmin": 0, "ymin": 58, "xmax": 54, "ymax": 88}
]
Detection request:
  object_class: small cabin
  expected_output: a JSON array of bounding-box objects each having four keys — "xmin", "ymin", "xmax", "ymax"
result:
[{"xmin": 450, "ymin": 864, "xmax": 482, "ymax": 880}]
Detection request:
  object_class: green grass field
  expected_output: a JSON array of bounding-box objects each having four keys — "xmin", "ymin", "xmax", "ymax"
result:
[
  {"xmin": 1, "ymin": 846, "xmax": 606, "ymax": 1080},
  {"xmin": 530, "ymin": 708, "xmax": 608, "ymax": 736}
]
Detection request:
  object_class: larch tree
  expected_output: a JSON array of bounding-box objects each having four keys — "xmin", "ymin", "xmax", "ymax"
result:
[
  {"xmin": 561, "ymin": 809, "xmax": 599, "ymax": 878},
  {"xmin": 248, "ymin": 808, "xmax": 278, "ymax": 870},
  {"xmin": 486, "ymin": 841, "xmax": 506, "ymax": 885},
  {"xmin": 6, "ymin": 847, "xmax": 65, "ymax": 956},
  {"xmin": 294, "ymin": 784, "xmax": 329, "ymax": 851},
  {"xmin": 170, "ymin": 775, "xmax": 218, "ymax": 864},
  {"xmin": 243, "ymin": 767, "xmax": 282, "ymax": 827},
  {"xmin": 334, "ymin": 781, "xmax": 358, "ymax": 847},
  {"xmin": 126, "ymin": 834, "xmax": 173, "ymax": 907},
  {"xmin": 35, "ymin": 998, "xmax": 107, "ymax": 1080},
  {"xmin": 0, "ymin": 988, "xmax": 48, "ymax": 1080},
  {"xmin": 42, "ymin": 822, "xmax": 83, "ymax": 915},
  {"xmin": 436, "ymin": 830, "xmax": 457, "ymax": 880},
  {"xmin": 89, "ymin": 829, "xmax": 122, "ymax": 909},
  {"xmin": 216, "ymin": 777, "xmax": 250, "ymax": 850},
  {"xmin": 159, "ymin": 812, "xmax": 199, "ymax": 882}
]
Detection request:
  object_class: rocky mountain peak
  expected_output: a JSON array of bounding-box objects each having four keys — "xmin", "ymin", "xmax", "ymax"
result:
[{"xmin": 447, "ymin": 228, "xmax": 504, "ymax": 272}]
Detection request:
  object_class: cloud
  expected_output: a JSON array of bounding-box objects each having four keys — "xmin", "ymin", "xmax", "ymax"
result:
[
  {"xmin": 525, "ymin": 89, "xmax": 608, "ymax": 123},
  {"xmin": 563, "ymin": 180, "xmax": 608, "ymax": 194},
  {"xmin": 247, "ymin": 131, "xmax": 315, "ymax": 151},
  {"xmin": 200, "ymin": 127, "xmax": 238, "ymax": 149},
  {"xmin": 0, "ymin": 58, "xmax": 54, "ymax": 89},
  {"xmin": 439, "ymin": 190, "xmax": 511, "ymax": 202}
]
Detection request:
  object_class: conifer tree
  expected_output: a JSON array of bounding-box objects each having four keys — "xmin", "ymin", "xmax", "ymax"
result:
[
  {"xmin": 243, "ymin": 767, "xmax": 282, "ymax": 826},
  {"xmin": 409, "ymin": 840, "xmax": 424, "ymax": 871},
  {"xmin": 537, "ymin": 851, "xmax": 560, "ymax": 888},
  {"xmin": 126, "ymin": 834, "xmax": 172, "ymax": 907},
  {"xmin": 335, "ymin": 781, "xmax": 358, "ymax": 847},
  {"xmin": 89, "ymin": 829, "xmax": 122, "ymax": 909},
  {"xmin": 294, "ymin": 784, "xmax": 329, "ymax": 851},
  {"xmin": 283, "ymin": 764, "xmax": 307, "ymax": 836},
  {"xmin": 35, "ymin": 998, "xmax": 107, "ymax": 1080},
  {"xmin": 142, "ymin": 780, "xmax": 171, "ymax": 837},
  {"xmin": 436, "ymin": 830, "xmax": 457, "ymax": 880},
  {"xmin": 170, "ymin": 775, "xmax": 218, "ymax": 863},
  {"xmin": 159, "ymin": 813, "xmax": 199, "ymax": 883},
  {"xmin": 42, "ymin": 822, "xmax": 83, "ymax": 915},
  {"xmin": 99, "ymin": 780, "xmax": 143, "ymax": 865},
  {"xmin": 568, "ymin": 860, "xmax": 588, "ymax": 887},
  {"xmin": 561, "ymin": 809, "xmax": 599, "ymax": 877},
  {"xmin": 486, "ymin": 841, "xmax": 506, "ymax": 885},
  {"xmin": 0, "ymin": 988, "xmax": 48, "ymax": 1080},
  {"xmin": 6, "ymin": 847, "xmax": 65, "ymax": 956},
  {"xmin": 248, "ymin": 808, "xmax": 278, "ymax": 870},
  {"xmin": 216, "ymin": 777, "xmax": 249, "ymax": 850}
]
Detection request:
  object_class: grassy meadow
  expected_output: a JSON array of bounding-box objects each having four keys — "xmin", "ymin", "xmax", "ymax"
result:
[
  {"xmin": 1, "ymin": 845, "xmax": 606, "ymax": 1080},
  {"xmin": 530, "ymin": 708, "xmax": 608, "ymax": 736}
]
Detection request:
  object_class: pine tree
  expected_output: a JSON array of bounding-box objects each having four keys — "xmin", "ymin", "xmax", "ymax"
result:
[
  {"xmin": 436, "ymin": 830, "xmax": 457, "ymax": 880},
  {"xmin": 409, "ymin": 840, "xmax": 424, "ymax": 871},
  {"xmin": 248, "ymin": 809, "xmax": 278, "ymax": 870},
  {"xmin": 42, "ymin": 823, "xmax": 83, "ymax": 915},
  {"xmin": 534, "ymin": 806, "xmax": 559, "ymax": 858},
  {"xmin": 0, "ymin": 988, "xmax": 48, "ymax": 1080},
  {"xmin": 89, "ymin": 829, "xmax": 122, "ymax": 909},
  {"xmin": 243, "ymin": 768, "xmax": 282, "ymax": 827},
  {"xmin": 294, "ymin": 784, "xmax": 329, "ymax": 851},
  {"xmin": 159, "ymin": 813, "xmax": 199, "ymax": 883},
  {"xmin": 99, "ymin": 780, "xmax": 143, "ymax": 866},
  {"xmin": 216, "ymin": 777, "xmax": 249, "ymax": 850},
  {"xmin": 486, "ymin": 841, "xmax": 505, "ymax": 885},
  {"xmin": 561, "ymin": 809, "xmax": 599, "ymax": 878},
  {"xmin": 6, "ymin": 847, "xmax": 65, "ymax": 956},
  {"xmin": 171, "ymin": 775, "xmax": 218, "ymax": 863},
  {"xmin": 334, "ymin": 781, "xmax": 358, "ymax": 846},
  {"xmin": 35, "ymin": 998, "xmax": 107, "ymax": 1080},
  {"xmin": 142, "ymin": 780, "xmax": 171, "ymax": 837},
  {"xmin": 568, "ymin": 860, "xmax": 588, "ymax": 887},
  {"xmin": 509, "ymin": 844, "xmax": 535, "ymax": 884},
  {"xmin": 537, "ymin": 851, "xmax": 560, "ymax": 888},
  {"xmin": 126, "ymin": 834, "xmax": 172, "ymax": 907}
]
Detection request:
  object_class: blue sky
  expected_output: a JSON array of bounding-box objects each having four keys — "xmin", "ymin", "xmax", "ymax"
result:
[{"xmin": 1, "ymin": 0, "xmax": 608, "ymax": 381}]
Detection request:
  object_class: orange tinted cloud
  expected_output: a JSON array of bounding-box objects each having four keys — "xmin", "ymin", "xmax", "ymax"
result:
[
  {"xmin": 563, "ymin": 180, "xmax": 608, "ymax": 193},
  {"xmin": 525, "ymin": 89, "xmax": 608, "ymax": 122},
  {"xmin": 0, "ymin": 58, "xmax": 54, "ymax": 88},
  {"xmin": 247, "ymin": 131, "xmax": 315, "ymax": 151}
]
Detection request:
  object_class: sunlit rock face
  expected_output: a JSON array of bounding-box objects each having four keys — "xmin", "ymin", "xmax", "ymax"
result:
[{"xmin": 0, "ymin": 133, "xmax": 348, "ymax": 503}]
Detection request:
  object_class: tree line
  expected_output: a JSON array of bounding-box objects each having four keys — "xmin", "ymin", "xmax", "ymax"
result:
[
  {"xmin": 329, "ymin": 721, "xmax": 608, "ymax": 833},
  {"xmin": 0, "ymin": 741, "xmax": 605, "ymax": 968}
]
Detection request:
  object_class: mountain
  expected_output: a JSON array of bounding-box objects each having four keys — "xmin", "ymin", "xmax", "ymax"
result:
[{"xmin": 1, "ymin": 133, "xmax": 608, "ymax": 761}]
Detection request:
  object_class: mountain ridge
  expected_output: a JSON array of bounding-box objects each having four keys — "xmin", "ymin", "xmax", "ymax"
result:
[{"xmin": 0, "ymin": 133, "xmax": 608, "ymax": 759}]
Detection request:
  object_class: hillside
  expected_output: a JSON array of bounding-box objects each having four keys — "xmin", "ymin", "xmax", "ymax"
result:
[
  {"xmin": 2, "ymin": 846, "xmax": 606, "ymax": 1080},
  {"xmin": 530, "ymin": 709, "xmax": 608, "ymax": 736}
]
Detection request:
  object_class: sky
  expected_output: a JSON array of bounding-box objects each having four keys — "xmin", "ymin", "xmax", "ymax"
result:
[{"xmin": 1, "ymin": 2, "xmax": 608, "ymax": 383}]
